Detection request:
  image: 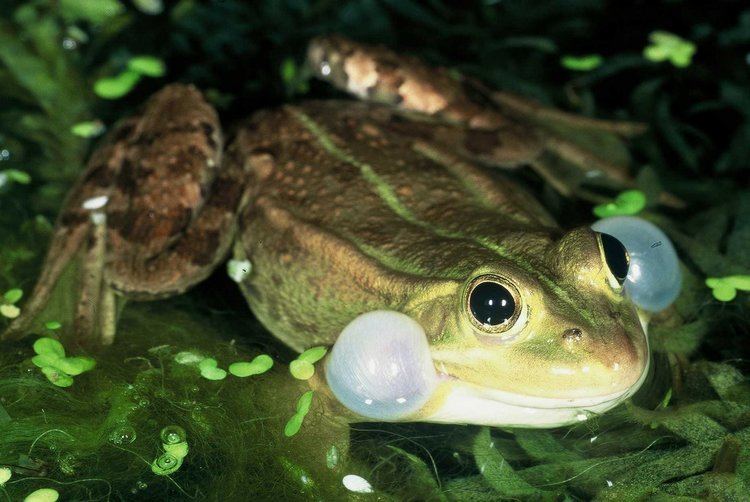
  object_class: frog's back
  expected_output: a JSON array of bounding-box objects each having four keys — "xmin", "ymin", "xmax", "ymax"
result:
[{"xmin": 229, "ymin": 100, "xmax": 559, "ymax": 350}]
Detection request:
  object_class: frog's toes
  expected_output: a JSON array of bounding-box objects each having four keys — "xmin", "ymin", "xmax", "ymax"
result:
[{"xmin": 325, "ymin": 310, "xmax": 438, "ymax": 421}]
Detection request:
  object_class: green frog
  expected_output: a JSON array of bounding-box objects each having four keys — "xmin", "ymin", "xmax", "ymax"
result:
[{"xmin": 5, "ymin": 36, "xmax": 653, "ymax": 428}]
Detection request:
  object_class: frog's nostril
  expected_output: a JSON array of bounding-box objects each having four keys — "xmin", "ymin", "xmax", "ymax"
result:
[{"xmin": 562, "ymin": 328, "xmax": 583, "ymax": 342}]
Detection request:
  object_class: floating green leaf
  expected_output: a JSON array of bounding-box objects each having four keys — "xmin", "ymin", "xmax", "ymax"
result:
[
  {"xmin": 284, "ymin": 391, "xmax": 314, "ymax": 437},
  {"xmin": 41, "ymin": 367, "xmax": 74, "ymax": 388},
  {"xmin": 706, "ymin": 275, "xmax": 750, "ymax": 302},
  {"xmin": 31, "ymin": 354, "xmax": 59, "ymax": 368},
  {"xmin": 23, "ymin": 488, "xmax": 60, "ymax": 502},
  {"xmin": 31, "ymin": 338, "xmax": 95, "ymax": 386},
  {"xmin": 60, "ymin": 0, "xmax": 124, "ymax": 25},
  {"xmin": 198, "ymin": 358, "xmax": 227, "ymax": 380},
  {"xmin": 561, "ymin": 54, "xmax": 603, "ymax": 71},
  {"xmin": 0, "ymin": 466, "xmax": 10, "ymax": 485},
  {"xmin": 298, "ymin": 346, "xmax": 327, "ymax": 364},
  {"xmin": 593, "ymin": 189, "xmax": 647, "ymax": 218},
  {"xmin": 0, "ymin": 304, "xmax": 19, "ymax": 319},
  {"xmin": 33, "ymin": 337, "xmax": 66, "ymax": 358},
  {"xmin": 284, "ymin": 413, "xmax": 304, "ymax": 437},
  {"xmin": 71, "ymin": 120, "xmax": 105, "ymax": 138},
  {"xmin": 54, "ymin": 356, "xmax": 96, "ymax": 376},
  {"xmin": 644, "ymin": 31, "xmax": 696, "ymax": 68},
  {"xmin": 127, "ymin": 56, "xmax": 166, "ymax": 77},
  {"xmin": 44, "ymin": 321, "xmax": 62, "ymax": 330},
  {"xmin": 94, "ymin": 70, "xmax": 142, "ymax": 99},
  {"xmin": 228, "ymin": 354, "xmax": 273, "ymax": 377},
  {"xmin": 1, "ymin": 170, "xmax": 31, "ymax": 184},
  {"xmin": 3, "ymin": 288, "xmax": 22, "ymax": 304},
  {"xmin": 289, "ymin": 359, "xmax": 314, "ymax": 380},
  {"xmin": 296, "ymin": 390, "xmax": 314, "ymax": 415}
]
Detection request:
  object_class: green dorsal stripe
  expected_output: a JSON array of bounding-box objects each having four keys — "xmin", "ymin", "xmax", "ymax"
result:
[{"xmin": 291, "ymin": 108, "xmax": 594, "ymax": 323}]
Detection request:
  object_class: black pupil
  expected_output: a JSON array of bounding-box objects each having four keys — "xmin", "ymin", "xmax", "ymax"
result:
[
  {"xmin": 469, "ymin": 282, "xmax": 516, "ymax": 326},
  {"xmin": 599, "ymin": 233, "xmax": 630, "ymax": 284}
]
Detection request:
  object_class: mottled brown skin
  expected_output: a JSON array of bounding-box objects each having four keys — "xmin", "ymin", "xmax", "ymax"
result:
[
  {"xmin": 231, "ymin": 101, "xmax": 645, "ymax": 399},
  {"xmin": 5, "ymin": 86, "xmax": 245, "ymax": 344},
  {"xmin": 6, "ymin": 36, "xmax": 648, "ymax": 414}
]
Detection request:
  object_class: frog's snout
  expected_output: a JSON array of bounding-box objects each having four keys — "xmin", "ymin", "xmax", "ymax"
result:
[{"xmin": 560, "ymin": 321, "xmax": 646, "ymax": 393}]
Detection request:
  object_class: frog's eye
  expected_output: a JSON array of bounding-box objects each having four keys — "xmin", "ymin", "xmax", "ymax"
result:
[
  {"xmin": 596, "ymin": 232, "xmax": 630, "ymax": 287},
  {"xmin": 466, "ymin": 275, "xmax": 520, "ymax": 333}
]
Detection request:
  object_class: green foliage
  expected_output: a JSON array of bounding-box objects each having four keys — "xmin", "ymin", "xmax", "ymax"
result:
[
  {"xmin": 3, "ymin": 289, "xmax": 23, "ymax": 304},
  {"xmin": 228, "ymin": 354, "xmax": 273, "ymax": 377},
  {"xmin": 70, "ymin": 120, "xmax": 105, "ymax": 138},
  {"xmin": 289, "ymin": 346, "xmax": 326, "ymax": 380},
  {"xmin": 284, "ymin": 390, "xmax": 314, "ymax": 437},
  {"xmin": 93, "ymin": 70, "xmax": 142, "ymax": 100},
  {"xmin": 30, "ymin": 337, "xmax": 95, "ymax": 386},
  {"xmin": 298, "ymin": 346, "xmax": 327, "ymax": 364},
  {"xmin": 59, "ymin": 0, "xmax": 124, "ymax": 25},
  {"xmin": 593, "ymin": 189, "xmax": 647, "ymax": 218},
  {"xmin": 0, "ymin": 0, "xmax": 748, "ymax": 500},
  {"xmin": 560, "ymin": 54, "xmax": 603, "ymax": 71},
  {"xmin": 197, "ymin": 357, "xmax": 227, "ymax": 381},
  {"xmin": 644, "ymin": 31, "xmax": 696, "ymax": 68},
  {"xmin": 706, "ymin": 275, "xmax": 750, "ymax": 302},
  {"xmin": 127, "ymin": 56, "xmax": 166, "ymax": 78}
]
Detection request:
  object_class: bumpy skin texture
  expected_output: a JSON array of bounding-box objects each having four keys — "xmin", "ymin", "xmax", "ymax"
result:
[
  {"xmin": 6, "ymin": 36, "xmax": 648, "ymax": 421},
  {"xmin": 4, "ymin": 86, "xmax": 244, "ymax": 344},
  {"xmin": 232, "ymin": 100, "xmax": 646, "ymax": 401}
]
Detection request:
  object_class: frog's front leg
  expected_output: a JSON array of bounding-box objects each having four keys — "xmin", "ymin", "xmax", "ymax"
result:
[{"xmin": 4, "ymin": 85, "xmax": 246, "ymax": 346}]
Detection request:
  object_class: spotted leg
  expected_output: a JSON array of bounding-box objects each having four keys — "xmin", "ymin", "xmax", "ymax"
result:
[
  {"xmin": 3, "ymin": 85, "xmax": 247, "ymax": 347},
  {"xmin": 307, "ymin": 35, "xmax": 681, "ymax": 207}
]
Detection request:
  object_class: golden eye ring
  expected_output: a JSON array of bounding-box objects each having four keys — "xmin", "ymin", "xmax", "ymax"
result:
[{"xmin": 464, "ymin": 274, "xmax": 522, "ymax": 335}]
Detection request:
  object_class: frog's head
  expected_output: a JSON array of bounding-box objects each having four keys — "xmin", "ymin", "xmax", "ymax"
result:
[
  {"xmin": 326, "ymin": 227, "xmax": 650, "ymax": 427},
  {"xmin": 423, "ymin": 226, "xmax": 649, "ymax": 426}
]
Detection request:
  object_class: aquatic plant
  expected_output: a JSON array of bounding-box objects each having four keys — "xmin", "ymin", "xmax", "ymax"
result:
[{"xmin": 0, "ymin": 0, "xmax": 748, "ymax": 500}]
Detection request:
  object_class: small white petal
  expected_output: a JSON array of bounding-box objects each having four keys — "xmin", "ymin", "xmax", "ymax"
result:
[
  {"xmin": 82, "ymin": 195, "xmax": 109, "ymax": 210},
  {"xmin": 342, "ymin": 474, "xmax": 373, "ymax": 494},
  {"xmin": 227, "ymin": 259, "xmax": 252, "ymax": 283}
]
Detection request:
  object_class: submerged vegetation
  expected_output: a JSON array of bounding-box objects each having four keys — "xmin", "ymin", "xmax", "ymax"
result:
[{"xmin": 0, "ymin": 0, "xmax": 749, "ymax": 500}]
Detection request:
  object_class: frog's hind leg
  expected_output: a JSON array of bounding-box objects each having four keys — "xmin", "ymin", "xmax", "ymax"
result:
[
  {"xmin": 5, "ymin": 85, "xmax": 247, "ymax": 347},
  {"xmin": 2, "ymin": 118, "xmax": 136, "ymax": 344},
  {"xmin": 307, "ymin": 36, "xmax": 683, "ymax": 206}
]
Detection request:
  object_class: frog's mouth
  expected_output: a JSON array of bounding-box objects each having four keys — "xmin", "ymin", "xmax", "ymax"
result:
[
  {"xmin": 421, "ymin": 358, "xmax": 649, "ymax": 428},
  {"xmin": 418, "ymin": 316, "xmax": 651, "ymax": 428},
  {"xmin": 326, "ymin": 310, "xmax": 649, "ymax": 428}
]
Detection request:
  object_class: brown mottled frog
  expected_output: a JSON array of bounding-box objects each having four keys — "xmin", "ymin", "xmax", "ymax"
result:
[{"xmin": 5, "ymin": 36, "xmax": 655, "ymax": 428}]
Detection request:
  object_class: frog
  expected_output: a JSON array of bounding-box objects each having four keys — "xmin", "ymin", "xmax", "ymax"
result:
[{"xmin": 4, "ymin": 35, "xmax": 655, "ymax": 429}]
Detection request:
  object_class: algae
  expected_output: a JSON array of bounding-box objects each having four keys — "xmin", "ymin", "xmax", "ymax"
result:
[{"xmin": 1, "ymin": 0, "xmax": 749, "ymax": 500}]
